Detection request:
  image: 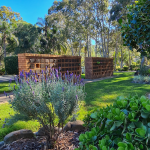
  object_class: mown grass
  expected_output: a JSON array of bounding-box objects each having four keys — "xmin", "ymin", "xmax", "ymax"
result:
[
  {"xmin": 0, "ymin": 72, "xmax": 150, "ymax": 141},
  {"xmin": 0, "ymin": 81, "xmax": 16, "ymax": 94}
]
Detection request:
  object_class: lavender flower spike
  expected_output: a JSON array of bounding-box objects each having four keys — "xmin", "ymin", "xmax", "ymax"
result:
[{"xmin": 62, "ymin": 87, "xmax": 64, "ymax": 92}]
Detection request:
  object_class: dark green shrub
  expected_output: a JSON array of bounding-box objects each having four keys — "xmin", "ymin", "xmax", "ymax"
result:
[
  {"xmin": 123, "ymin": 66, "xmax": 129, "ymax": 71},
  {"xmin": 4, "ymin": 56, "xmax": 18, "ymax": 75},
  {"xmin": 75, "ymin": 94, "xmax": 150, "ymax": 150},
  {"xmin": 118, "ymin": 68, "xmax": 122, "ymax": 71},
  {"xmin": 139, "ymin": 66, "xmax": 149, "ymax": 76}
]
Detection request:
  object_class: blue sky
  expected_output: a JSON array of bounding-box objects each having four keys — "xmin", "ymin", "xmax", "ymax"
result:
[{"xmin": 0, "ymin": 0, "xmax": 56, "ymax": 25}]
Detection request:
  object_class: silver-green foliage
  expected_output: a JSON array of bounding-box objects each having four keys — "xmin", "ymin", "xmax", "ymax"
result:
[
  {"xmin": 7, "ymin": 68, "xmax": 85, "ymax": 142},
  {"xmin": 133, "ymin": 75, "xmax": 150, "ymax": 84}
]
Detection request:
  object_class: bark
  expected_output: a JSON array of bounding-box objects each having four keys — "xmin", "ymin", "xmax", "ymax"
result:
[
  {"xmin": 114, "ymin": 37, "xmax": 118, "ymax": 71},
  {"xmin": 79, "ymin": 41, "xmax": 81, "ymax": 56},
  {"xmin": 106, "ymin": 22, "xmax": 110, "ymax": 58},
  {"xmin": 3, "ymin": 34, "xmax": 6, "ymax": 58},
  {"xmin": 87, "ymin": 34, "xmax": 89, "ymax": 57},
  {"xmin": 129, "ymin": 50, "xmax": 131, "ymax": 69},
  {"xmin": 120, "ymin": 46, "xmax": 123, "ymax": 69},
  {"xmin": 95, "ymin": 34, "xmax": 97, "ymax": 57}
]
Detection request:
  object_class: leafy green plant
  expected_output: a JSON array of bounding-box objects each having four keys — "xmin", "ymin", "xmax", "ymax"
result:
[
  {"xmin": 123, "ymin": 66, "xmax": 129, "ymax": 71},
  {"xmin": 76, "ymin": 94, "xmax": 150, "ymax": 149},
  {"xmin": 3, "ymin": 69, "xmax": 85, "ymax": 148},
  {"xmin": 4, "ymin": 56, "xmax": 18, "ymax": 75},
  {"xmin": 97, "ymin": 61, "xmax": 100, "ymax": 65}
]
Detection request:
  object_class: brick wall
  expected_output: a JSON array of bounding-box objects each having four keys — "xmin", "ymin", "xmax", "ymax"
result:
[
  {"xmin": 18, "ymin": 53, "xmax": 81, "ymax": 78},
  {"xmin": 85, "ymin": 57, "xmax": 114, "ymax": 79}
]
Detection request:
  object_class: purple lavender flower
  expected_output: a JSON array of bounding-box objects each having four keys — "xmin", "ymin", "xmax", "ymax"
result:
[
  {"xmin": 14, "ymin": 85, "xmax": 15, "ymax": 90},
  {"xmin": 76, "ymin": 95, "xmax": 78, "ymax": 100},
  {"xmin": 2, "ymin": 124, "xmax": 5, "ymax": 128},
  {"xmin": 34, "ymin": 79, "xmax": 37, "ymax": 83},
  {"xmin": 33, "ymin": 91, "xmax": 34, "ymax": 95},
  {"xmin": 26, "ymin": 81, "xmax": 29, "ymax": 84},
  {"xmin": 62, "ymin": 87, "xmax": 64, "ymax": 92},
  {"xmin": 9, "ymin": 95, "xmax": 10, "ymax": 98}
]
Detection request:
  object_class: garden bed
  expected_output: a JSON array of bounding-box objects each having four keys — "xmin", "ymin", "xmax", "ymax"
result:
[{"xmin": 1, "ymin": 131, "xmax": 82, "ymax": 150}]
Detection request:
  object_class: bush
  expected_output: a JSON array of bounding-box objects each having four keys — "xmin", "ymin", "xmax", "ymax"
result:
[
  {"xmin": 0, "ymin": 68, "xmax": 5, "ymax": 75},
  {"xmin": 75, "ymin": 95, "xmax": 150, "ymax": 150},
  {"xmin": 123, "ymin": 66, "xmax": 129, "ymax": 71},
  {"xmin": 4, "ymin": 56, "xmax": 18, "ymax": 75},
  {"xmin": 4, "ymin": 69, "xmax": 85, "ymax": 148},
  {"xmin": 133, "ymin": 75, "xmax": 150, "ymax": 84}
]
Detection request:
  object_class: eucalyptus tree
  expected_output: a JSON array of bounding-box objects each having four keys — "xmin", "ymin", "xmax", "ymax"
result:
[
  {"xmin": 0, "ymin": 20, "xmax": 19, "ymax": 57},
  {"xmin": 0, "ymin": 6, "xmax": 22, "ymax": 23}
]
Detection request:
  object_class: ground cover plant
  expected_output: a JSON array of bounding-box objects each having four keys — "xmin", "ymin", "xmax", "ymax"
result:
[
  {"xmin": 1, "ymin": 69, "xmax": 85, "ymax": 148},
  {"xmin": 1, "ymin": 72, "xmax": 150, "ymax": 142},
  {"xmin": 76, "ymin": 94, "xmax": 150, "ymax": 150}
]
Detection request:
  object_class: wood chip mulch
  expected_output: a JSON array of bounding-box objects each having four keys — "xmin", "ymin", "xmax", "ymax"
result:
[
  {"xmin": 0, "ymin": 131, "xmax": 83, "ymax": 150},
  {"xmin": 54, "ymin": 131, "xmax": 82, "ymax": 150}
]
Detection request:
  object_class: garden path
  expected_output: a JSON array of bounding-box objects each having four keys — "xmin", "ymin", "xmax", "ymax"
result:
[{"xmin": 0, "ymin": 75, "xmax": 15, "ymax": 83}]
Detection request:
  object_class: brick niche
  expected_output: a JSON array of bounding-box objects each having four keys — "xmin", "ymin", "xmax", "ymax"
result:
[
  {"xmin": 18, "ymin": 53, "xmax": 81, "ymax": 78},
  {"xmin": 85, "ymin": 57, "xmax": 113, "ymax": 79}
]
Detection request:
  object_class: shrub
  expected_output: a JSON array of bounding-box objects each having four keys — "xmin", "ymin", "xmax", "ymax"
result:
[
  {"xmin": 133, "ymin": 75, "xmax": 144, "ymax": 83},
  {"xmin": 139, "ymin": 66, "xmax": 150, "ymax": 76},
  {"xmin": 4, "ymin": 56, "xmax": 18, "ymax": 75},
  {"xmin": 75, "ymin": 95, "xmax": 150, "ymax": 150},
  {"xmin": 4, "ymin": 69, "xmax": 85, "ymax": 148},
  {"xmin": 0, "ymin": 68, "xmax": 5, "ymax": 75},
  {"xmin": 123, "ymin": 66, "xmax": 129, "ymax": 71}
]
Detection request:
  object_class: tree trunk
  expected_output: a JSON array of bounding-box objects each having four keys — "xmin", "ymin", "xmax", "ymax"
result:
[
  {"xmin": 79, "ymin": 41, "xmax": 81, "ymax": 56},
  {"xmin": 114, "ymin": 38, "xmax": 118, "ymax": 71},
  {"xmin": 95, "ymin": 34, "xmax": 97, "ymax": 57},
  {"xmin": 3, "ymin": 34, "xmax": 6, "ymax": 58},
  {"xmin": 120, "ymin": 46, "xmax": 123, "ymax": 69},
  {"xmin": 129, "ymin": 50, "xmax": 131, "ymax": 69},
  {"xmin": 87, "ymin": 34, "xmax": 89, "ymax": 57}
]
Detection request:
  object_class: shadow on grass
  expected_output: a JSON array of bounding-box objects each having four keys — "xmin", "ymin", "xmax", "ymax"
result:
[{"xmin": 83, "ymin": 72, "xmax": 150, "ymax": 111}]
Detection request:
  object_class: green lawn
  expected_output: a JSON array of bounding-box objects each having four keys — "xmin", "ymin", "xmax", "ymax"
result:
[
  {"xmin": 1, "ymin": 72, "xmax": 150, "ymax": 141},
  {"xmin": 0, "ymin": 81, "xmax": 16, "ymax": 94}
]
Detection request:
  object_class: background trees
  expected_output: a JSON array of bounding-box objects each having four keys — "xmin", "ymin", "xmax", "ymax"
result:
[{"xmin": 1, "ymin": 0, "xmax": 146, "ymax": 71}]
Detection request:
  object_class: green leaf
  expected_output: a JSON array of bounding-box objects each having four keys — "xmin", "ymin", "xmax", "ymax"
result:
[
  {"xmin": 89, "ymin": 145, "xmax": 98, "ymax": 150},
  {"xmin": 102, "ymin": 146, "xmax": 107, "ymax": 150},
  {"xmin": 90, "ymin": 112, "xmax": 97, "ymax": 119},
  {"xmin": 126, "ymin": 133, "xmax": 132, "ymax": 141},
  {"xmin": 118, "ymin": 142, "xmax": 127, "ymax": 148},
  {"xmin": 116, "ymin": 108, "xmax": 120, "ymax": 115},
  {"xmin": 141, "ymin": 111, "xmax": 150, "ymax": 119},
  {"xmin": 146, "ymin": 105, "xmax": 150, "ymax": 111},
  {"xmin": 110, "ymin": 123, "xmax": 116, "ymax": 131},
  {"xmin": 115, "ymin": 121, "xmax": 123, "ymax": 127},
  {"xmin": 117, "ymin": 148, "xmax": 125, "ymax": 150},
  {"xmin": 135, "ymin": 128, "xmax": 146, "ymax": 137},
  {"xmin": 118, "ymin": 18, "xmax": 122, "ymax": 24}
]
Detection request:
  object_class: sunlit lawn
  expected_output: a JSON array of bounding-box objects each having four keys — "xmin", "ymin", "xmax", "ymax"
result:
[
  {"xmin": 0, "ymin": 81, "xmax": 16, "ymax": 94},
  {"xmin": 1, "ymin": 72, "xmax": 150, "ymax": 141}
]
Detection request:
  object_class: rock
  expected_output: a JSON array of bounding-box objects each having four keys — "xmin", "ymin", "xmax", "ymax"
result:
[
  {"xmin": 63, "ymin": 120, "xmax": 85, "ymax": 132},
  {"xmin": 4, "ymin": 129, "xmax": 34, "ymax": 144},
  {"xmin": 35, "ymin": 126, "xmax": 62, "ymax": 136},
  {"xmin": 0, "ymin": 141, "xmax": 4, "ymax": 149}
]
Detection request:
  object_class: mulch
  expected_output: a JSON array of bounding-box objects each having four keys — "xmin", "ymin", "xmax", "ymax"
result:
[{"xmin": 0, "ymin": 131, "xmax": 82, "ymax": 150}]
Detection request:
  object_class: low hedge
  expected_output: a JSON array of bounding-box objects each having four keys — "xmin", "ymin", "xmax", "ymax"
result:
[{"xmin": 4, "ymin": 56, "xmax": 18, "ymax": 75}]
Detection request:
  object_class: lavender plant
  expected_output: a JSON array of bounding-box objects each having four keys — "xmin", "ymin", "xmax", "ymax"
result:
[{"xmin": 5, "ymin": 68, "xmax": 85, "ymax": 148}]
